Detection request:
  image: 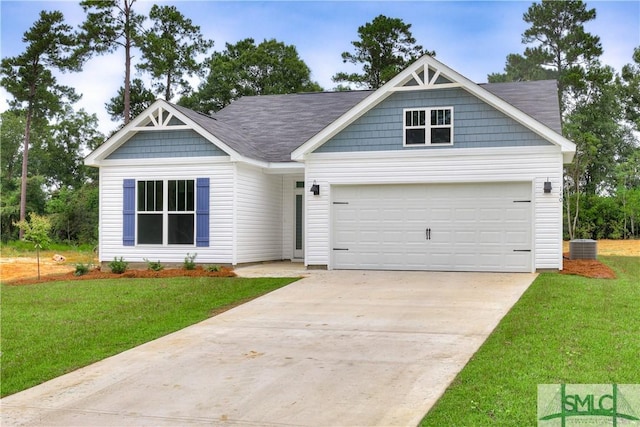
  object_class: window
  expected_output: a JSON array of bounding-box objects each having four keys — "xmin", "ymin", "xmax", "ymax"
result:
[
  {"xmin": 404, "ymin": 107, "xmax": 453, "ymax": 146},
  {"xmin": 168, "ymin": 180, "xmax": 194, "ymax": 244},
  {"xmin": 136, "ymin": 179, "xmax": 195, "ymax": 245},
  {"xmin": 137, "ymin": 180, "xmax": 163, "ymax": 244}
]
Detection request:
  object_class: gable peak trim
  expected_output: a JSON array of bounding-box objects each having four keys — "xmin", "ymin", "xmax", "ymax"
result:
[
  {"xmin": 136, "ymin": 104, "xmax": 188, "ymax": 130},
  {"xmin": 396, "ymin": 62, "xmax": 459, "ymax": 91}
]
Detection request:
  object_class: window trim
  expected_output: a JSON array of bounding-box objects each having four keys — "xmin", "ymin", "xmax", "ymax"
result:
[
  {"xmin": 402, "ymin": 107, "xmax": 454, "ymax": 147},
  {"xmin": 135, "ymin": 178, "xmax": 197, "ymax": 246}
]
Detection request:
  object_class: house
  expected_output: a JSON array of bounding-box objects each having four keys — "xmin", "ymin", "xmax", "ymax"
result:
[{"xmin": 85, "ymin": 55, "xmax": 576, "ymax": 273}]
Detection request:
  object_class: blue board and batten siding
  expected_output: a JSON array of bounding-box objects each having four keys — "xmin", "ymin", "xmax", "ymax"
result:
[
  {"xmin": 315, "ymin": 88, "xmax": 553, "ymax": 153},
  {"xmin": 107, "ymin": 129, "xmax": 226, "ymax": 159}
]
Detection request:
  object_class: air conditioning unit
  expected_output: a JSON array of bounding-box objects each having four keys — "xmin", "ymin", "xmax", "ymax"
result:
[{"xmin": 569, "ymin": 239, "xmax": 597, "ymax": 260}]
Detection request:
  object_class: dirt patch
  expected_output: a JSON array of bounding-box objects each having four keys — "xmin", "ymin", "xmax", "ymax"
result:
[
  {"xmin": 0, "ymin": 256, "xmax": 77, "ymax": 282},
  {"xmin": 3, "ymin": 265, "xmax": 235, "ymax": 286}
]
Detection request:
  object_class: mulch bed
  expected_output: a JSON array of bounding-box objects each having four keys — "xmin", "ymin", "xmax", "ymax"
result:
[
  {"xmin": 561, "ymin": 254, "xmax": 616, "ymax": 279},
  {"xmin": 4, "ymin": 266, "xmax": 236, "ymax": 286},
  {"xmin": 2, "ymin": 256, "xmax": 617, "ymax": 285}
]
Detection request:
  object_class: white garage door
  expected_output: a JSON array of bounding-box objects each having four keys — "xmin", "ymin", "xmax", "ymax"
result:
[{"xmin": 332, "ymin": 183, "xmax": 532, "ymax": 272}]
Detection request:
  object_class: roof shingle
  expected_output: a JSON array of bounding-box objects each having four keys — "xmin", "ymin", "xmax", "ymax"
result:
[{"xmin": 172, "ymin": 80, "xmax": 561, "ymax": 163}]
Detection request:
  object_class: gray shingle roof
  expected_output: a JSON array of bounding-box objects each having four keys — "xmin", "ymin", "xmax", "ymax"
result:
[
  {"xmin": 211, "ymin": 91, "xmax": 373, "ymax": 162},
  {"xmin": 481, "ymin": 80, "xmax": 562, "ymax": 134},
  {"xmin": 171, "ymin": 80, "xmax": 561, "ymax": 163}
]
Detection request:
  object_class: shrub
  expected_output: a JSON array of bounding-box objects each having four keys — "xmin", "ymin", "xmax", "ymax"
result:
[
  {"xmin": 74, "ymin": 263, "xmax": 91, "ymax": 276},
  {"xmin": 109, "ymin": 257, "xmax": 128, "ymax": 274},
  {"xmin": 144, "ymin": 258, "xmax": 164, "ymax": 271},
  {"xmin": 205, "ymin": 265, "xmax": 221, "ymax": 272},
  {"xmin": 183, "ymin": 253, "xmax": 197, "ymax": 270}
]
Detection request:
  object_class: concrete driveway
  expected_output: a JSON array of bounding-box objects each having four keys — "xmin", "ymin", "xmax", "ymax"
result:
[{"xmin": 1, "ymin": 266, "xmax": 536, "ymax": 426}]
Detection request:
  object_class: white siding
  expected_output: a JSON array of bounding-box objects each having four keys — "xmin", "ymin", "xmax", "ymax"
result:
[
  {"xmin": 98, "ymin": 159, "xmax": 234, "ymax": 264},
  {"xmin": 235, "ymin": 164, "xmax": 284, "ymax": 263},
  {"xmin": 304, "ymin": 146, "xmax": 564, "ymax": 271}
]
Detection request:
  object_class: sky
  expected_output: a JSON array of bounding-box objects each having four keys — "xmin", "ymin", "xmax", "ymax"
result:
[{"xmin": 1, "ymin": 0, "xmax": 639, "ymax": 135}]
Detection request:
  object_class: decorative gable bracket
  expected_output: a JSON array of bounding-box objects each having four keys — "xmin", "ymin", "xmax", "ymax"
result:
[
  {"xmin": 133, "ymin": 105, "xmax": 190, "ymax": 131},
  {"xmin": 391, "ymin": 62, "xmax": 462, "ymax": 92}
]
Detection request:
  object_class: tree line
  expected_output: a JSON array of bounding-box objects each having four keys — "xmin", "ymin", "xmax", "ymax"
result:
[{"xmin": 1, "ymin": 0, "xmax": 638, "ymax": 245}]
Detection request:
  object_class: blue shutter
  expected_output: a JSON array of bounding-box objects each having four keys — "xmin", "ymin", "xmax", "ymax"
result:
[
  {"xmin": 123, "ymin": 179, "xmax": 135, "ymax": 246},
  {"xmin": 196, "ymin": 177, "xmax": 210, "ymax": 247}
]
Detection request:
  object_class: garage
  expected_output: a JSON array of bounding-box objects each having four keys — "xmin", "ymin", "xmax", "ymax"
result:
[{"xmin": 332, "ymin": 182, "xmax": 533, "ymax": 272}]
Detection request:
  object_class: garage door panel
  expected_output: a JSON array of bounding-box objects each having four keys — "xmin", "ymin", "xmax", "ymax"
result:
[
  {"xmin": 478, "ymin": 231, "xmax": 503, "ymax": 244},
  {"xmin": 334, "ymin": 209, "xmax": 357, "ymax": 222},
  {"xmin": 453, "ymin": 208, "xmax": 477, "ymax": 221},
  {"xmin": 431, "ymin": 208, "xmax": 452, "ymax": 221},
  {"xmin": 359, "ymin": 209, "xmax": 381, "ymax": 221},
  {"xmin": 359, "ymin": 231, "xmax": 381, "ymax": 244},
  {"xmin": 508, "ymin": 208, "xmax": 531, "ymax": 221},
  {"xmin": 407, "ymin": 208, "xmax": 428, "ymax": 221},
  {"xmin": 479, "ymin": 208, "xmax": 505, "ymax": 221},
  {"xmin": 430, "ymin": 230, "xmax": 452, "ymax": 242},
  {"xmin": 335, "ymin": 229, "xmax": 357, "ymax": 242},
  {"xmin": 406, "ymin": 231, "xmax": 427, "ymax": 243},
  {"xmin": 506, "ymin": 231, "xmax": 529, "ymax": 244},
  {"xmin": 453, "ymin": 231, "xmax": 477, "ymax": 244},
  {"xmin": 332, "ymin": 183, "xmax": 532, "ymax": 272},
  {"xmin": 382, "ymin": 231, "xmax": 404, "ymax": 243},
  {"xmin": 504, "ymin": 252, "xmax": 530, "ymax": 267}
]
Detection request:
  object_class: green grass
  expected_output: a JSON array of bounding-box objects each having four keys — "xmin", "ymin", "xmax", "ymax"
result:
[
  {"xmin": 421, "ymin": 256, "xmax": 640, "ymax": 426},
  {"xmin": 0, "ymin": 276, "xmax": 297, "ymax": 397}
]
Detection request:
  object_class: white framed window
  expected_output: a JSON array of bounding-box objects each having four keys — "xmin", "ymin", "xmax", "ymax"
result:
[
  {"xmin": 403, "ymin": 107, "xmax": 453, "ymax": 146},
  {"xmin": 137, "ymin": 179, "xmax": 195, "ymax": 245}
]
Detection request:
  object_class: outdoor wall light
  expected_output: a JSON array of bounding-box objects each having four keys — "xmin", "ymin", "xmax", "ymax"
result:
[
  {"xmin": 310, "ymin": 181, "xmax": 320, "ymax": 196},
  {"xmin": 544, "ymin": 180, "xmax": 552, "ymax": 194}
]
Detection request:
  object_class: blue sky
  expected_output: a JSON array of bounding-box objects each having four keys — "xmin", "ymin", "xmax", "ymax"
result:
[{"xmin": 1, "ymin": 1, "xmax": 639, "ymax": 134}]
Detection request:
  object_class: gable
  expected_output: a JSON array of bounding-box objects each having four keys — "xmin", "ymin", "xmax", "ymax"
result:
[
  {"xmin": 85, "ymin": 100, "xmax": 245, "ymax": 167},
  {"xmin": 314, "ymin": 88, "xmax": 553, "ymax": 153},
  {"xmin": 106, "ymin": 129, "xmax": 226, "ymax": 160},
  {"xmin": 291, "ymin": 55, "xmax": 576, "ymax": 163}
]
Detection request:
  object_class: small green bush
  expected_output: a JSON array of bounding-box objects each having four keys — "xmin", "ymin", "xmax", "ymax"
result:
[
  {"xmin": 144, "ymin": 258, "xmax": 164, "ymax": 271},
  {"xmin": 183, "ymin": 253, "xmax": 197, "ymax": 270},
  {"xmin": 108, "ymin": 257, "xmax": 128, "ymax": 274},
  {"xmin": 205, "ymin": 265, "xmax": 221, "ymax": 272},
  {"xmin": 74, "ymin": 263, "xmax": 91, "ymax": 276}
]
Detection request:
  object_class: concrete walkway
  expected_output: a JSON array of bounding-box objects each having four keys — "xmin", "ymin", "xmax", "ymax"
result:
[{"xmin": 1, "ymin": 266, "xmax": 536, "ymax": 426}]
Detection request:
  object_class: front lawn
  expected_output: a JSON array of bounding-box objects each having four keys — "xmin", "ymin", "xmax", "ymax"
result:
[
  {"xmin": 421, "ymin": 256, "xmax": 640, "ymax": 426},
  {"xmin": 0, "ymin": 276, "xmax": 297, "ymax": 397}
]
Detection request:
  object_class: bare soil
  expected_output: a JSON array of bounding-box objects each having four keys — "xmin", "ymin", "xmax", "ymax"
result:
[
  {"xmin": 2, "ymin": 265, "xmax": 235, "ymax": 286},
  {"xmin": 1, "ymin": 240, "xmax": 637, "ymax": 284},
  {"xmin": 0, "ymin": 250, "xmax": 234, "ymax": 286}
]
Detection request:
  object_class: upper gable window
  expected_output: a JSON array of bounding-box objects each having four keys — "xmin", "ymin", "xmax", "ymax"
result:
[{"xmin": 404, "ymin": 107, "xmax": 453, "ymax": 146}]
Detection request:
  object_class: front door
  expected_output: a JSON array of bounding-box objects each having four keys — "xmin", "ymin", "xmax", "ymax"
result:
[{"xmin": 294, "ymin": 184, "xmax": 304, "ymax": 259}]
